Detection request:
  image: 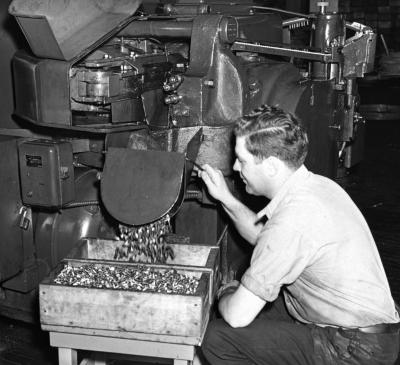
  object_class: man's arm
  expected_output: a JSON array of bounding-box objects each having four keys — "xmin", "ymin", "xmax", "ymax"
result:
[
  {"xmin": 199, "ymin": 164, "xmax": 262, "ymax": 245},
  {"xmin": 218, "ymin": 283, "xmax": 266, "ymax": 327}
]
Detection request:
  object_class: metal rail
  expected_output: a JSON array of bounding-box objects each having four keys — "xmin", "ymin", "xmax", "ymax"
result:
[{"xmin": 231, "ymin": 40, "xmax": 340, "ymax": 63}]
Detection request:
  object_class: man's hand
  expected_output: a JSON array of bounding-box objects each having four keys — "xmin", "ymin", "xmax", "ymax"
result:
[
  {"xmin": 199, "ymin": 164, "xmax": 233, "ymax": 205},
  {"xmin": 199, "ymin": 164, "xmax": 262, "ymax": 245}
]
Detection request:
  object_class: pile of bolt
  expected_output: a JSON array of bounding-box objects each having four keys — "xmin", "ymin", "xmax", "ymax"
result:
[
  {"xmin": 54, "ymin": 264, "xmax": 199, "ymax": 294},
  {"xmin": 115, "ymin": 215, "xmax": 174, "ymax": 264}
]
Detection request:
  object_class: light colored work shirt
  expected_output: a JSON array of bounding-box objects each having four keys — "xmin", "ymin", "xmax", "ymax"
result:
[{"xmin": 241, "ymin": 165, "xmax": 399, "ymax": 328}]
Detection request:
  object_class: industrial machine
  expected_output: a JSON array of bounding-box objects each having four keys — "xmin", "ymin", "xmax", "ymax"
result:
[{"xmin": 0, "ymin": 0, "xmax": 376, "ymax": 322}]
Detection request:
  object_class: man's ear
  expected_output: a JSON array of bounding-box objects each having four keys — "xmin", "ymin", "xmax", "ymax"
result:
[{"xmin": 262, "ymin": 156, "xmax": 281, "ymax": 177}]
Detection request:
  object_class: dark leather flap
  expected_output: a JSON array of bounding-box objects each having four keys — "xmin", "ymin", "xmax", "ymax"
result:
[{"xmin": 101, "ymin": 147, "xmax": 185, "ymax": 226}]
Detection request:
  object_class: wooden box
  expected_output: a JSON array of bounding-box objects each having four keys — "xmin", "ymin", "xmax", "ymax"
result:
[
  {"xmin": 66, "ymin": 236, "xmax": 218, "ymax": 269},
  {"xmin": 65, "ymin": 237, "xmax": 220, "ymax": 301},
  {"xmin": 40, "ymin": 261, "xmax": 214, "ymax": 344},
  {"xmin": 39, "ymin": 237, "xmax": 221, "ymax": 344}
]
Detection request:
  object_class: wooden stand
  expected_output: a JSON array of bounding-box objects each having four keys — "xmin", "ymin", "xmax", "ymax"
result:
[
  {"xmin": 50, "ymin": 331, "xmax": 198, "ymax": 365},
  {"xmin": 39, "ymin": 238, "xmax": 221, "ymax": 365}
]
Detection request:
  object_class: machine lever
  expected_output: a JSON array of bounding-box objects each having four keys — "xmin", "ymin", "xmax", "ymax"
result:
[
  {"xmin": 185, "ymin": 157, "xmax": 203, "ymax": 171},
  {"xmin": 18, "ymin": 206, "xmax": 31, "ymax": 230}
]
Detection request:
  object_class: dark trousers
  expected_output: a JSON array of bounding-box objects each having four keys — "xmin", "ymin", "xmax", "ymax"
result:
[{"xmin": 201, "ymin": 296, "xmax": 400, "ymax": 365}]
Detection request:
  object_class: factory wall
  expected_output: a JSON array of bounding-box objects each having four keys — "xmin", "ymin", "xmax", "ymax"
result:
[{"xmin": 340, "ymin": 0, "xmax": 400, "ymax": 53}]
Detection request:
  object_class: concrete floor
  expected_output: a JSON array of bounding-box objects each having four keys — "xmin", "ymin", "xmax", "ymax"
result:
[
  {"xmin": 0, "ymin": 315, "xmax": 57, "ymax": 364},
  {"xmin": 1, "ymin": 81, "xmax": 400, "ymax": 364}
]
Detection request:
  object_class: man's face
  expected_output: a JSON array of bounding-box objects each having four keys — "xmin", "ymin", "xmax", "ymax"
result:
[{"xmin": 233, "ymin": 136, "xmax": 266, "ymax": 196}]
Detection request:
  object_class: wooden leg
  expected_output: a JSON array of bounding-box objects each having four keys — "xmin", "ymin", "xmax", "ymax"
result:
[
  {"xmin": 174, "ymin": 360, "xmax": 190, "ymax": 365},
  {"xmin": 93, "ymin": 360, "xmax": 107, "ymax": 365},
  {"xmin": 58, "ymin": 347, "xmax": 78, "ymax": 365}
]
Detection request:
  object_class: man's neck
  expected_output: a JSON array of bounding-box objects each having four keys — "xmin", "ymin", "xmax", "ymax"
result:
[{"xmin": 268, "ymin": 166, "xmax": 297, "ymax": 199}]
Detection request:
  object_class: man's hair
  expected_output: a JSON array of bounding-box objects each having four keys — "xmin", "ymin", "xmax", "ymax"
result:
[{"xmin": 234, "ymin": 105, "xmax": 308, "ymax": 169}]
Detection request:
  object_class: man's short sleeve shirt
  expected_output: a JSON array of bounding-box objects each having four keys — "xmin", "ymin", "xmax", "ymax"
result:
[{"xmin": 241, "ymin": 165, "xmax": 399, "ymax": 327}]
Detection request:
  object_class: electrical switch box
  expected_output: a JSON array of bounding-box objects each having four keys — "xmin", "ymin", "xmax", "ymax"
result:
[{"xmin": 18, "ymin": 140, "xmax": 74, "ymax": 208}]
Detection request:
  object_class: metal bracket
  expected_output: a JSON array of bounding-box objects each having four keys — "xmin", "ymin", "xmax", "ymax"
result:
[
  {"xmin": 231, "ymin": 40, "xmax": 341, "ymax": 63},
  {"xmin": 18, "ymin": 206, "xmax": 31, "ymax": 230}
]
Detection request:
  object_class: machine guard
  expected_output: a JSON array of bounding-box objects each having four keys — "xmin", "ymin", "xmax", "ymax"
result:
[
  {"xmin": 184, "ymin": 127, "xmax": 203, "ymax": 186},
  {"xmin": 101, "ymin": 148, "xmax": 185, "ymax": 226},
  {"xmin": 9, "ymin": 0, "xmax": 141, "ymax": 61},
  {"xmin": 101, "ymin": 127, "xmax": 203, "ymax": 226}
]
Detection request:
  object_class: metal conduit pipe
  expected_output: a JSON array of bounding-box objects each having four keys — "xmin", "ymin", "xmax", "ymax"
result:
[
  {"xmin": 63, "ymin": 200, "xmax": 100, "ymax": 208},
  {"xmin": 118, "ymin": 20, "xmax": 193, "ymax": 38},
  {"xmin": 185, "ymin": 189, "xmax": 202, "ymax": 200},
  {"xmin": 65, "ymin": 191, "xmax": 204, "ymax": 208}
]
